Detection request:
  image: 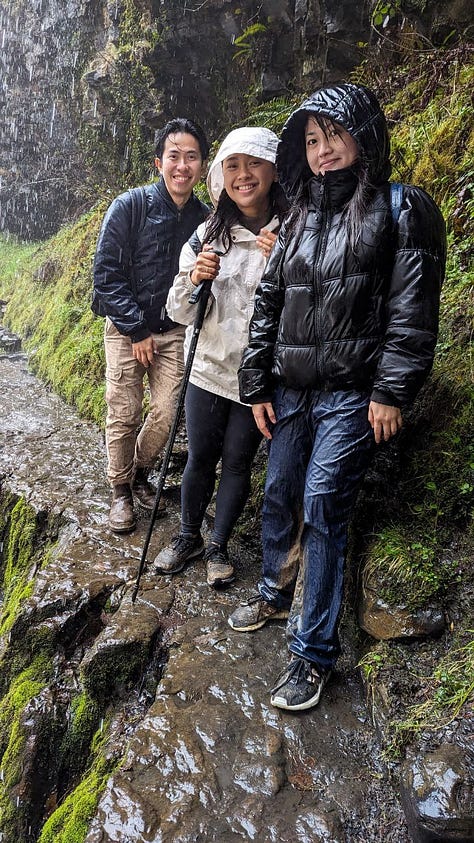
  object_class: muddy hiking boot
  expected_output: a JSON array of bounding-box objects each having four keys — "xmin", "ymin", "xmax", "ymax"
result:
[
  {"xmin": 228, "ymin": 591, "xmax": 289, "ymax": 631},
  {"xmin": 154, "ymin": 533, "xmax": 204, "ymax": 575},
  {"xmin": 108, "ymin": 483, "xmax": 136, "ymax": 534},
  {"xmin": 205, "ymin": 544, "xmax": 235, "ymax": 588},
  {"xmin": 270, "ymin": 657, "xmax": 331, "ymax": 712},
  {"xmin": 132, "ymin": 467, "xmax": 166, "ymax": 516}
]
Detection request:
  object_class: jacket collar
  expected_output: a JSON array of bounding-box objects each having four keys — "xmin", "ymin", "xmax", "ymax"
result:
[
  {"xmin": 153, "ymin": 176, "xmax": 199, "ymax": 214},
  {"xmin": 230, "ymin": 215, "xmax": 280, "ymax": 242},
  {"xmin": 308, "ymin": 167, "xmax": 358, "ymax": 211}
]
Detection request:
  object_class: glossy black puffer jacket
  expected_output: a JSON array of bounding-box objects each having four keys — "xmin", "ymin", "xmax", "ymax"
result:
[
  {"xmin": 92, "ymin": 178, "xmax": 209, "ymax": 343},
  {"xmin": 238, "ymin": 84, "xmax": 446, "ymax": 408}
]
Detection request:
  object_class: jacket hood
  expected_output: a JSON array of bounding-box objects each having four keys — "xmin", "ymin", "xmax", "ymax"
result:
[
  {"xmin": 277, "ymin": 83, "xmax": 391, "ymax": 200},
  {"xmin": 207, "ymin": 126, "xmax": 279, "ymax": 206}
]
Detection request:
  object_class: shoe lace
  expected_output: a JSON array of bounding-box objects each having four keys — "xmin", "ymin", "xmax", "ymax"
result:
[
  {"xmin": 172, "ymin": 534, "xmax": 196, "ymax": 552},
  {"xmin": 205, "ymin": 546, "xmax": 228, "ymax": 565},
  {"xmin": 286, "ymin": 658, "xmax": 317, "ymax": 686},
  {"xmin": 246, "ymin": 591, "xmax": 265, "ymax": 606}
]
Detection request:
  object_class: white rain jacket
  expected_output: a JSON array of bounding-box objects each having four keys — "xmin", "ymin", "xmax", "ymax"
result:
[
  {"xmin": 166, "ymin": 125, "xmax": 280, "ymax": 404},
  {"xmin": 166, "ymin": 215, "xmax": 280, "ymax": 403}
]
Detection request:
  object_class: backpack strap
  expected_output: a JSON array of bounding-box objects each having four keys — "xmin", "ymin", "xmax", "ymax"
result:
[
  {"xmin": 128, "ymin": 186, "xmax": 148, "ymax": 245},
  {"xmin": 390, "ymin": 182, "xmax": 403, "ymax": 224},
  {"xmin": 188, "ymin": 229, "xmax": 203, "ymax": 257}
]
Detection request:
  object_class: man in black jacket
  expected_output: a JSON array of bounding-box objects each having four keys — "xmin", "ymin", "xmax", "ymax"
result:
[{"xmin": 93, "ymin": 118, "xmax": 210, "ymax": 533}]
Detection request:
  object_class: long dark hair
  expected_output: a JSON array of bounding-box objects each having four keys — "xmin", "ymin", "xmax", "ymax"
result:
[
  {"xmin": 284, "ymin": 114, "xmax": 374, "ymax": 253},
  {"xmin": 202, "ymin": 181, "xmax": 289, "ymax": 252}
]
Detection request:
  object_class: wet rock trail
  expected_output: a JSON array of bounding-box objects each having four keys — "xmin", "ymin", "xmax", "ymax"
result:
[{"xmin": 0, "ymin": 323, "xmax": 412, "ymax": 842}]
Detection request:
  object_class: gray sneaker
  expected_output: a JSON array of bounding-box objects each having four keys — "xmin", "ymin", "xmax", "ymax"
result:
[
  {"xmin": 154, "ymin": 533, "xmax": 204, "ymax": 575},
  {"xmin": 228, "ymin": 591, "xmax": 289, "ymax": 632},
  {"xmin": 205, "ymin": 545, "xmax": 234, "ymax": 588}
]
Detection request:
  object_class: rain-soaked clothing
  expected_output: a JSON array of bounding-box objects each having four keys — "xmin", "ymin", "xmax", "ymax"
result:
[
  {"xmin": 92, "ymin": 177, "xmax": 209, "ymax": 485},
  {"xmin": 166, "ymin": 126, "xmax": 282, "ymax": 546},
  {"xmin": 238, "ymin": 84, "xmax": 446, "ymax": 670},
  {"xmin": 103, "ymin": 318, "xmax": 185, "ymax": 485},
  {"xmin": 93, "ymin": 177, "xmax": 209, "ymax": 342}
]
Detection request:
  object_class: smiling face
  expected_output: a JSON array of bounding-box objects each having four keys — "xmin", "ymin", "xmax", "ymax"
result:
[
  {"xmin": 222, "ymin": 153, "xmax": 276, "ymax": 217},
  {"xmin": 155, "ymin": 132, "xmax": 204, "ymax": 207},
  {"xmin": 305, "ymin": 116, "xmax": 359, "ymax": 176}
]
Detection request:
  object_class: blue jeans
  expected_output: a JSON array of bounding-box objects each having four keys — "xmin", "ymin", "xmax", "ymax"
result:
[{"xmin": 258, "ymin": 386, "xmax": 374, "ymax": 670}]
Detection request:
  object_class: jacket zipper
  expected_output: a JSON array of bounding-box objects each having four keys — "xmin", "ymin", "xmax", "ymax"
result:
[{"xmin": 313, "ymin": 180, "xmax": 329, "ymax": 384}]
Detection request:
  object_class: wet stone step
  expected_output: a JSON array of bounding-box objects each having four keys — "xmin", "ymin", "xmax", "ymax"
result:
[{"xmin": 0, "ymin": 325, "xmax": 22, "ymax": 353}]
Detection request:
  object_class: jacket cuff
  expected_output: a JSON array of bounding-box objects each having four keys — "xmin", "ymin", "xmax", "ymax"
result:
[
  {"xmin": 370, "ymin": 389, "xmax": 400, "ymax": 407},
  {"xmin": 131, "ymin": 327, "xmax": 152, "ymax": 343}
]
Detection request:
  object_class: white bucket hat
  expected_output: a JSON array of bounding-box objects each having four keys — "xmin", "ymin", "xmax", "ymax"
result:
[{"xmin": 206, "ymin": 126, "xmax": 279, "ymax": 206}]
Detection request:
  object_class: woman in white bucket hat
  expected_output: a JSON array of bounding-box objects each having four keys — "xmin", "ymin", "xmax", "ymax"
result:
[{"xmin": 154, "ymin": 126, "xmax": 287, "ymax": 587}]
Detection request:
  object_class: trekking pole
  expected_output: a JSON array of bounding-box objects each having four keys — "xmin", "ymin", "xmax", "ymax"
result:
[{"xmin": 131, "ymin": 276, "xmax": 213, "ymax": 602}]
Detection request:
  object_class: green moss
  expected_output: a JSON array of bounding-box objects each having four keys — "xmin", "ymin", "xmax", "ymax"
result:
[
  {"xmin": 0, "ymin": 657, "xmax": 52, "ymax": 839},
  {"xmin": 0, "ymin": 500, "xmax": 39, "ymax": 636},
  {"xmin": 0, "ymin": 659, "xmax": 50, "ymax": 756},
  {"xmin": 0, "ymin": 206, "xmax": 109, "ymax": 428},
  {"xmin": 363, "ymin": 525, "xmax": 460, "ymax": 610},
  {"xmin": 38, "ymin": 722, "xmax": 117, "ymax": 843},
  {"xmin": 81, "ymin": 641, "xmax": 148, "ymax": 701},
  {"xmin": 59, "ymin": 692, "xmax": 101, "ymax": 783}
]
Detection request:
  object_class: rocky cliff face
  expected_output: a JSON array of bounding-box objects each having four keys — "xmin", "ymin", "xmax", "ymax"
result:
[
  {"xmin": 0, "ymin": 0, "xmax": 470, "ymax": 239},
  {"xmin": 1, "ymin": 0, "xmax": 371, "ymax": 240},
  {"xmin": 0, "ymin": 0, "xmax": 105, "ymax": 239}
]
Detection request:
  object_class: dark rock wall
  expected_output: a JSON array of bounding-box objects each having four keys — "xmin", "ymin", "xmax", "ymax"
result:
[
  {"xmin": 0, "ymin": 0, "xmax": 470, "ymax": 240},
  {"xmin": 1, "ymin": 0, "xmax": 370, "ymax": 240},
  {"xmin": 0, "ymin": 1, "xmax": 106, "ymax": 239}
]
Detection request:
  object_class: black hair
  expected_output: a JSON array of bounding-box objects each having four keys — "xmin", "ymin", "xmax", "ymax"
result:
[
  {"xmin": 285, "ymin": 113, "xmax": 373, "ymax": 253},
  {"xmin": 154, "ymin": 118, "xmax": 210, "ymax": 161},
  {"xmin": 202, "ymin": 181, "xmax": 289, "ymax": 253}
]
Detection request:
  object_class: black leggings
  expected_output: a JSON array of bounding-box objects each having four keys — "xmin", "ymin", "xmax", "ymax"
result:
[{"xmin": 181, "ymin": 383, "xmax": 262, "ymax": 546}]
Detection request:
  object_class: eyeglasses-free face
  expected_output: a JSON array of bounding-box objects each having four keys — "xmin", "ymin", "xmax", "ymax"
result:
[
  {"xmin": 155, "ymin": 132, "xmax": 204, "ymax": 207},
  {"xmin": 222, "ymin": 153, "xmax": 277, "ymax": 218},
  {"xmin": 305, "ymin": 117, "xmax": 359, "ymax": 176}
]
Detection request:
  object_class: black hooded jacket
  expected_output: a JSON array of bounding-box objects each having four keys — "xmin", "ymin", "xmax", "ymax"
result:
[
  {"xmin": 238, "ymin": 84, "xmax": 446, "ymax": 407},
  {"xmin": 92, "ymin": 177, "xmax": 209, "ymax": 343}
]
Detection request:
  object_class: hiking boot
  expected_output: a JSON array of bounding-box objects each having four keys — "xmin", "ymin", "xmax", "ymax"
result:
[
  {"xmin": 132, "ymin": 467, "xmax": 166, "ymax": 516},
  {"xmin": 108, "ymin": 484, "xmax": 136, "ymax": 533},
  {"xmin": 205, "ymin": 544, "xmax": 235, "ymax": 588},
  {"xmin": 270, "ymin": 657, "xmax": 331, "ymax": 711},
  {"xmin": 228, "ymin": 591, "xmax": 289, "ymax": 632},
  {"xmin": 154, "ymin": 533, "xmax": 204, "ymax": 575}
]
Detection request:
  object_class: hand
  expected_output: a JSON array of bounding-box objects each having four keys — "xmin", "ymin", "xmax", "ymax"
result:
[
  {"xmin": 256, "ymin": 228, "xmax": 277, "ymax": 259},
  {"xmin": 252, "ymin": 402, "xmax": 276, "ymax": 440},
  {"xmin": 368, "ymin": 401, "xmax": 403, "ymax": 443},
  {"xmin": 191, "ymin": 245, "xmax": 221, "ymax": 286},
  {"xmin": 132, "ymin": 336, "xmax": 157, "ymax": 368}
]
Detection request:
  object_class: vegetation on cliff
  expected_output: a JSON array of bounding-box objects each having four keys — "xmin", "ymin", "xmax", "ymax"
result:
[{"xmin": 0, "ymin": 27, "xmax": 473, "ymax": 842}]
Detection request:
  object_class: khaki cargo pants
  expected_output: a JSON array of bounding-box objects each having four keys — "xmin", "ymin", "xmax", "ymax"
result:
[{"xmin": 104, "ymin": 317, "xmax": 185, "ymax": 486}]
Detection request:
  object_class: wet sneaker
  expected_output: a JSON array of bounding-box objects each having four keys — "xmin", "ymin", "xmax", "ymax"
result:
[
  {"xmin": 154, "ymin": 533, "xmax": 204, "ymax": 575},
  {"xmin": 270, "ymin": 657, "xmax": 331, "ymax": 711},
  {"xmin": 205, "ymin": 545, "xmax": 234, "ymax": 588},
  {"xmin": 228, "ymin": 591, "xmax": 289, "ymax": 632}
]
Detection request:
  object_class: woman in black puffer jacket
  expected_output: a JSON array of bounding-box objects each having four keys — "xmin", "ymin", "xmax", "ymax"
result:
[{"xmin": 228, "ymin": 83, "xmax": 446, "ymax": 712}]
